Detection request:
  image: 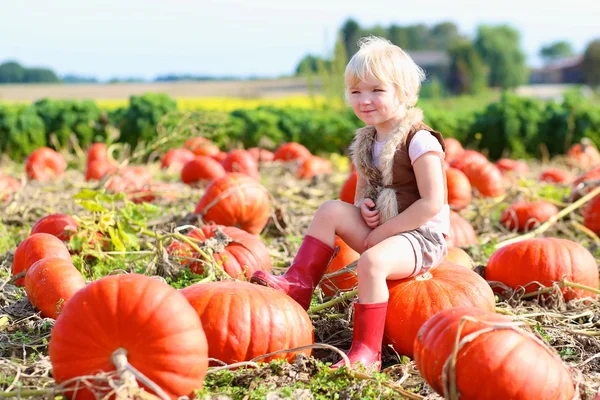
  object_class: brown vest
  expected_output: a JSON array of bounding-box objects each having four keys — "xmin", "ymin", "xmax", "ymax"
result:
[{"xmin": 349, "ymin": 107, "xmax": 448, "ymax": 226}]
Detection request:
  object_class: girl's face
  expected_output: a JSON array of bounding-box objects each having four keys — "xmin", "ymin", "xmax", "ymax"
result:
[{"xmin": 348, "ymin": 75, "xmax": 403, "ymax": 135}]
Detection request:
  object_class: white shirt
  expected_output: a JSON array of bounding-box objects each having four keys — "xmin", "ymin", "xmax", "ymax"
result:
[{"xmin": 371, "ymin": 130, "xmax": 450, "ymax": 235}]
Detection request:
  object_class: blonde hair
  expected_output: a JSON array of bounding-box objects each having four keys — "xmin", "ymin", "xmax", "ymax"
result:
[{"xmin": 345, "ymin": 36, "xmax": 426, "ymax": 106}]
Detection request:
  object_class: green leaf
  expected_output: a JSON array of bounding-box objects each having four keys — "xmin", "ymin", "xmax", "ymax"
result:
[
  {"xmin": 73, "ymin": 189, "xmax": 100, "ymax": 200},
  {"xmin": 77, "ymin": 200, "xmax": 109, "ymax": 213},
  {"xmin": 108, "ymin": 227, "xmax": 125, "ymax": 252}
]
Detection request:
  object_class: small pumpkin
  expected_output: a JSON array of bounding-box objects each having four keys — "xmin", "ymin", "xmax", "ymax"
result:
[
  {"xmin": 49, "ymin": 274, "xmax": 209, "ymax": 399},
  {"xmin": 127, "ymin": 183, "xmax": 180, "ymax": 204},
  {"xmin": 221, "ymin": 149, "xmax": 260, "ymax": 180},
  {"xmin": 414, "ymin": 306, "xmax": 575, "ymax": 400},
  {"xmin": 500, "ymin": 201, "xmax": 558, "ymax": 232},
  {"xmin": 445, "ymin": 246, "xmax": 474, "ymax": 269},
  {"xmin": 25, "ymin": 147, "xmax": 67, "ymax": 182},
  {"xmin": 181, "ymin": 280, "xmax": 313, "ymax": 364},
  {"xmin": 320, "ymin": 236, "xmax": 359, "ymax": 296},
  {"xmin": 567, "ymin": 139, "xmax": 600, "ymax": 169},
  {"xmin": 446, "ymin": 211, "xmax": 478, "ymax": 247},
  {"xmin": 0, "ymin": 175, "xmax": 21, "ymax": 203},
  {"xmin": 181, "ymin": 155, "xmax": 227, "ymax": 185},
  {"xmin": 195, "ymin": 173, "xmax": 270, "ymax": 235},
  {"xmin": 449, "ymin": 150, "xmax": 487, "ymax": 172},
  {"xmin": 339, "ymin": 171, "xmax": 358, "ymax": 204},
  {"xmin": 445, "ymin": 167, "xmax": 472, "ymax": 211},
  {"xmin": 85, "ymin": 159, "xmax": 118, "ymax": 182},
  {"xmin": 12, "ymin": 233, "xmax": 72, "ymax": 287},
  {"xmin": 496, "ymin": 158, "xmax": 529, "ymax": 175},
  {"xmin": 539, "ymin": 168, "xmax": 574, "ymax": 184},
  {"xmin": 385, "ymin": 260, "xmax": 495, "ymax": 358},
  {"xmin": 443, "ymin": 138, "xmax": 464, "ymax": 164},
  {"xmin": 583, "ymin": 194, "xmax": 600, "ymax": 235},
  {"xmin": 168, "ymin": 225, "xmax": 272, "ymax": 280},
  {"xmin": 86, "ymin": 142, "xmax": 110, "ymax": 164},
  {"xmin": 296, "ymin": 156, "xmax": 332, "ymax": 179},
  {"xmin": 24, "ymin": 257, "xmax": 86, "ymax": 319},
  {"xmin": 273, "ymin": 142, "xmax": 312, "ymax": 162},
  {"xmin": 485, "ymin": 237, "xmax": 599, "ymax": 300},
  {"xmin": 161, "ymin": 148, "xmax": 196, "ymax": 171},
  {"xmin": 185, "ymin": 137, "xmax": 220, "ymax": 157},
  {"xmin": 247, "ymin": 147, "xmax": 275, "ymax": 163},
  {"xmin": 30, "ymin": 213, "xmax": 79, "ymax": 241}
]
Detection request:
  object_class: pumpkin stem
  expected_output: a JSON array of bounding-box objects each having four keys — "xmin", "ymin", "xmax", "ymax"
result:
[
  {"xmin": 308, "ymin": 288, "xmax": 358, "ymax": 314},
  {"xmin": 415, "ymin": 272, "xmax": 433, "ymax": 281},
  {"xmin": 495, "ymin": 185, "xmax": 600, "ymax": 249},
  {"xmin": 110, "ymin": 347, "xmax": 170, "ymax": 400}
]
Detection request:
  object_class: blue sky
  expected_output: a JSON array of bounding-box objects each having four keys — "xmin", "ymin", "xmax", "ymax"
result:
[{"xmin": 1, "ymin": 0, "xmax": 598, "ymax": 81}]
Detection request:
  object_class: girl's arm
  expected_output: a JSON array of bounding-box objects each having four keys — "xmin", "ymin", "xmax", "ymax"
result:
[
  {"xmin": 353, "ymin": 172, "xmax": 368, "ymax": 207},
  {"xmin": 378, "ymin": 152, "xmax": 445, "ymax": 236}
]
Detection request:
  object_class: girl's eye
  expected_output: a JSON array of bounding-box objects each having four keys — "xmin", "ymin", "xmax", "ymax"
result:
[
  {"xmin": 351, "ymin": 91, "xmax": 360, "ymax": 94},
  {"xmin": 374, "ymin": 89, "xmax": 383, "ymax": 92}
]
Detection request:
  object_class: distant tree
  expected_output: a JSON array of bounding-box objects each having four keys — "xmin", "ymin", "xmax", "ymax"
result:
[
  {"xmin": 62, "ymin": 74, "xmax": 99, "ymax": 83},
  {"xmin": 0, "ymin": 61, "xmax": 26, "ymax": 83},
  {"xmin": 539, "ymin": 41, "xmax": 575, "ymax": 64},
  {"xmin": 474, "ymin": 24, "xmax": 528, "ymax": 89},
  {"xmin": 430, "ymin": 22, "xmax": 461, "ymax": 50},
  {"xmin": 23, "ymin": 68, "xmax": 60, "ymax": 83},
  {"xmin": 447, "ymin": 39, "xmax": 488, "ymax": 94},
  {"xmin": 341, "ymin": 18, "xmax": 361, "ymax": 58},
  {"xmin": 295, "ymin": 54, "xmax": 331, "ymax": 75},
  {"xmin": 583, "ymin": 39, "xmax": 600, "ymax": 89},
  {"xmin": 388, "ymin": 25, "xmax": 409, "ymax": 49}
]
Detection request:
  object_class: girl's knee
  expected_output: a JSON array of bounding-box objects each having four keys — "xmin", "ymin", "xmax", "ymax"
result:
[
  {"xmin": 357, "ymin": 251, "xmax": 382, "ymax": 278},
  {"xmin": 317, "ymin": 200, "xmax": 344, "ymax": 219}
]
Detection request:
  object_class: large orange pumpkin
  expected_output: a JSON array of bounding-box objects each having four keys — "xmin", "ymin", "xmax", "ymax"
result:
[
  {"xmin": 485, "ymin": 237, "xmax": 599, "ymax": 300},
  {"xmin": 339, "ymin": 171, "xmax": 358, "ymax": 204},
  {"xmin": 443, "ymin": 138, "xmax": 464, "ymax": 164},
  {"xmin": 320, "ymin": 236, "xmax": 359, "ymax": 296},
  {"xmin": 449, "ymin": 150, "xmax": 487, "ymax": 172},
  {"xmin": 445, "ymin": 167, "xmax": 472, "ymax": 211},
  {"xmin": 30, "ymin": 213, "xmax": 79, "ymax": 241},
  {"xmin": 221, "ymin": 149, "xmax": 260, "ymax": 181},
  {"xmin": 49, "ymin": 274, "xmax": 209, "ymax": 400},
  {"xmin": 181, "ymin": 155, "xmax": 227, "ymax": 185},
  {"xmin": 12, "ymin": 233, "xmax": 72, "ymax": 287},
  {"xmin": 181, "ymin": 281, "xmax": 313, "ymax": 364},
  {"xmin": 445, "ymin": 246, "xmax": 474, "ymax": 269},
  {"xmin": 414, "ymin": 306, "xmax": 575, "ymax": 400},
  {"xmin": 24, "ymin": 257, "xmax": 86, "ymax": 319},
  {"xmin": 168, "ymin": 225, "xmax": 271, "ymax": 280},
  {"xmin": 195, "ymin": 173, "xmax": 270, "ymax": 235},
  {"xmin": 462, "ymin": 161, "xmax": 506, "ymax": 197},
  {"xmin": 296, "ymin": 156, "xmax": 332, "ymax": 179},
  {"xmin": 500, "ymin": 201, "xmax": 559, "ymax": 232},
  {"xmin": 384, "ymin": 260, "xmax": 495, "ymax": 358},
  {"xmin": 446, "ymin": 211, "xmax": 478, "ymax": 247},
  {"xmin": 25, "ymin": 147, "xmax": 67, "ymax": 182}
]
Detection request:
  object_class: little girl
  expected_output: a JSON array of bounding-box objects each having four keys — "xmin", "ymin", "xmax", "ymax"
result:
[{"xmin": 251, "ymin": 36, "xmax": 449, "ymax": 371}]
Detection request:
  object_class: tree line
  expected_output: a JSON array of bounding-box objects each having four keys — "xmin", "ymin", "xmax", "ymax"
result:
[{"xmin": 295, "ymin": 19, "xmax": 600, "ymax": 94}]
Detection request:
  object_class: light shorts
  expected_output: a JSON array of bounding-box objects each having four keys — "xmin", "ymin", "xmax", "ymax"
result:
[{"xmin": 398, "ymin": 226, "xmax": 448, "ymax": 278}]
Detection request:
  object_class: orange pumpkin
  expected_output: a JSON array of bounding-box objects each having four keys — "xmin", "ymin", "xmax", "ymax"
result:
[
  {"xmin": 462, "ymin": 161, "xmax": 506, "ymax": 197},
  {"xmin": 168, "ymin": 225, "xmax": 272, "ymax": 280},
  {"xmin": 181, "ymin": 281, "xmax": 313, "ymax": 364},
  {"xmin": 485, "ymin": 237, "xmax": 599, "ymax": 300},
  {"xmin": 446, "ymin": 211, "xmax": 478, "ymax": 247},
  {"xmin": 296, "ymin": 156, "xmax": 332, "ymax": 179},
  {"xmin": 12, "ymin": 233, "xmax": 72, "ymax": 287},
  {"xmin": 49, "ymin": 274, "xmax": 209, "ymax": 399},
  {"xmin": 500, "ymin": 201, "xmax": 558, "ymax": 232},
  {"xmin": 446, "ymin": 167, "xmax": 472, "ymax": 211},
  {"xmin": 85, "ymin": 159, "xmax": 118, "ymax": 182},
  {"xmin": 221, "ymin": 149, "xmax": 260, "ymax": 180},
  {"xmin": 247, "ymin": 147, "xmax": 275, "ymax": 163},
  {"xmin": 539, "ymin": 168, "xmax": 574, "ymax": 184},
  {"xmin": 25, "ymin": 147, "xmax": 67, "ymax": 182},
  {"xmin": 339, "ymin": 171, "xmax": 358, "ymax": 204},
  {"xmin": 320, "ymin": 236, "xmax": 359, "ymax": 296},
  {"xmin": 184, "ymin": 136, "xmax": 219, "ymax": 157},
  {"xmin": 449, "ymin": 150, "xmax": 487, "ymax": 172},
  {"xmin": 445, "ymin": 246, "xmax": 474, "ymax": 269},
  {"xmin": 181, "ymin": 155, "xmax": 227, "ymax": 185},
  {"xmin": 583, "ymin": 194, "xmax": 600, "ymax": 235},
  {"xmin": 385, "ymin": 260, "xmax": 495, "ymax": 358},
  {"xmin": 24, "ymin": 257, "xmax": 86, "ymax": 319},
  {"xmin": 195, "ymin": 173, "xmax": 270, "ymax": 235},
  {"xmin": 273, "ymin": 142, "xmax": 312, "ymax": 162},
  {"xmin": 30, "ymin": 213, "xmax": 79, "ymax": 241},
  {"xmin": 86, "ymin": 142, "xmax": 110, "ymax": 164},
  {"xmin": 443, "ymin": 138, "xmax": 464, "ymax": 164},
  {"xmin": 161, "ymin": 148, "xmax": 196, "ymax": 171},
  {"xmin": 0, "ymin": 175, "xmax": 21, "ymax": 203},
  {"xmin": 126, "ymin": 183, "xmax": 180, "ymax": 204},
  {"xmin": 496, "ymin": 158, "xmax": 529, "ymax": 175},
  {"xmin": 414, "ymin": 306, "xmax": 575, "ymax": 400},
  {"xmin": 567, "ymin": 140, "xmax": 600, "ymax": 169}
]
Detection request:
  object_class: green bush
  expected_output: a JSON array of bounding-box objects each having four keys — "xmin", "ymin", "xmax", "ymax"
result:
[
  {"xmin": 118, "ymin": 93, "xmax": 177, "ymax": 148},
  {"xmin": 0, "ymin": 105, "xmax": 46, "ymax": 161}
]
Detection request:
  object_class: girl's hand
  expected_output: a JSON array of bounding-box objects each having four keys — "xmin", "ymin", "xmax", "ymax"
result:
[{"xmin": 360, "ymin": 198, "xmax": 379, "ymax": 228}]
